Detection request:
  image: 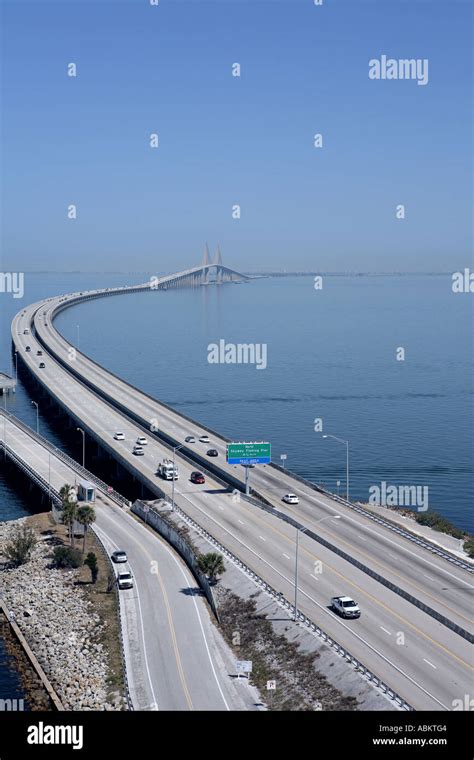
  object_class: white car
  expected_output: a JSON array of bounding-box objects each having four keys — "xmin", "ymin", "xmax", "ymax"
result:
[
  {"xmin": 117, "ymin": 571, "xmax": 133, "ymax": 590},
  {"xmin": 133, "ymin": 446, "xmax": 145, "ymax": 456},
  {"xmin": 331, "ymin": 596, "xmax": 361, "ymax": 619},
  {"xmin": 114, "ymin": 432, "xmax": 125, "ymax": 441},
  {"xmin": 136, "ymin": 436, "xmax": 148, "ymax": 446},
  {"xmin": 199, "ymin": 434, "xmax": 210, "ymax": 443},
  {"xmin": 282, "ymin": 493, "xmax": 299, "ymax": 505}
]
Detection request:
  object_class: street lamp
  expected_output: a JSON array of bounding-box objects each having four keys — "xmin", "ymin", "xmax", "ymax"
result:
[
  {"xmin": 77, "ymin": 427, "xmax": 85, "ymax": 468},
  {"xmin": 323, "ymin": 434, "xmax": 349, "ymax": 501},
  {"xmin": 294, "ymin": 515, "xmax": 341, "ymax": 622},
  {"xmin": 171, "ymin": 444, "xmax": 183, "ymax": 511},
  {"xmin": 31, "ymin": 401, "xmax": 39, "ymax": 434}
]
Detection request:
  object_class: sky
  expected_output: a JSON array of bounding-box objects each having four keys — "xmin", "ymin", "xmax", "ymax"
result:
[{"xmin": 1, "ymin": 0, "xmax": 472, "ymax": 273}]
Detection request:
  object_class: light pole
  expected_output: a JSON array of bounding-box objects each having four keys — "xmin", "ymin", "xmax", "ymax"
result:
[
  {"xmin": 77, "ymin": 427, "xmax": 85, "ymax": 468},
  {"xmin": 48, "ymin": 451, "xmax": 51, "ymax": 506},
  {"xmin": 171, "ymin": 444, "xmax": 183, "ymax": 511},
  {"xmin": 76, "ymin": 324, "xmax": 80, "ymax": 348},
  {"xmin": 294, "ymin": 515, "xmax": 341, "ymax": 622},
  {"xmin": 31, "ymin": 401, "xmax": 39, "ymax": 434},
  {"xmin": 14, "ymin": 351, "xmax": 18, "ymax": 383},
  {"xmin": 323, "ymin": 434, "xmax": 349, "ymax": 501}
]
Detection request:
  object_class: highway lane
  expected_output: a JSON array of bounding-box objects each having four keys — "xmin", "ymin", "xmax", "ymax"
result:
[
  {"xmin": 0, "ymin": 414, "xmax": 251, "ymax": 711},
  {"xmin": 8, "ymin": 319, "xmax": 474, "ymax": 709},
  {"xmin": 26, "ymin": 292, "xmax": 474, "ymax": 636}
]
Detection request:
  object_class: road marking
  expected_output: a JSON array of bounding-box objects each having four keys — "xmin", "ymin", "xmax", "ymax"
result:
[
  {"xmin": 218, "ymin": 505, "xmax": 224, "ymax": 511},
  {"xmin": 380, "ymin": 626, "xmax": 392, "ymax": 636},
  {"xmin": 310, "ymin": 574, "xmax": 319, "ymax": 581},
  {"xmin": 423, "ymin": 658, "xmax": 437, "ymax": 670},
  {"xmin": 93, "ymin": 524, "xmax": 158, "ymax": 711},
  {"xmin": 423, "ymin": 573, "xmax": 434, "ymax": 581},
  {"xmin": 259, "ymin": 535, "xmax": 266, "ymax": 542},
  {"xmin": 357, "ymin": 535, "xmax": 367, "ymax": 542},
  {"xmin": 238, "ymin": 520, "xmax": 245, "ymax": 525},
  {"xmin": 283, "ymin": 553, "xmax": 290, "ymax": 560}
]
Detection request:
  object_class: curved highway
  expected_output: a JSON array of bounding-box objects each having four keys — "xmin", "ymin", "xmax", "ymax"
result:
[{"xmin": 10, "ymin": 281, "xmax": 474, "ymax": 711}]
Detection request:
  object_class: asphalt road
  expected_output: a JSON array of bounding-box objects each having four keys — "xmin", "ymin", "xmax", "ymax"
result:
[{"xmin": 10, "ymin": 297, "xmax": 474, "ymax": 710}]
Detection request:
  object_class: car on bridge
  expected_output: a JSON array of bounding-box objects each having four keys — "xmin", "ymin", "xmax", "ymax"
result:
[
  {"xmin": 282, "ymin": 493, "xmax": 299, "ymax": 505},
  {"xmin": 39, "ymin": 362, "xmax": 46, "ymax": 369},
  {"xmin": 136, "ymin": 436, "xmax": 148, "ymax": 446},
  {"xmin": 330, "ymin": 596, "xmax": 361, "ymax": 619},
  {"xmin": 199, "ymin": 435, "xmax": 210, "ymax": 443},
  {"xmin": 190, "ymin": 471, "xmax": 205, "ymax": 484},
  {"xmin": 111, "ymin": 550, "xmax": 128, "ymax": 563},
  {"xmin": 133, "ymin": 446, "xmax": 145, "ymax": 456},
  {"xmin": 25, "ymin": 346, "xmax": 31, "ymax": 352},
  {"xmin": 185, "ymin": 435, "xmax": 196, "ymax": 443},
  {"xmin": 207, "ymin": 449, "xmax": 218, "ymax": 457},
  {"xmin": 114, "ymin": 432, "xmax": 125, "ymax": 441},
  {"xmin": 36, "ymin": 350, "xmax": 43, "ymax": 356},
  {"xmin": 23, "ymin": 328, "xmax": 29, "ymax": 335},
  {"xmin": 117, "ymin": 571, "xmax": 134, "ymax": 590}
]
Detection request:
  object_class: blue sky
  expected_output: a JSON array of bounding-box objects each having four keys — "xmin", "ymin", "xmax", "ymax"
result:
[{"xmin": 1, "ymin": 0, "xmax": 472, "ymax": 272}]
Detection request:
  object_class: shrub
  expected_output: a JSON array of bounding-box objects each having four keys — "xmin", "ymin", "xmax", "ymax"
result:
[
  {"xmin": 463, "ymin": 537, "xmax": 474, "ymax": 559},
  {"xmin": 84, "ymin": 552, "xmax": 99, "ymax": 584},
  {"xmin": 414, "ymin": 511, "xmax": 464, "ymax": 540},
  {"xmin": 52, "ymin": 546, "xmax": 83, "ymax": 569},
  {"xmin": 3, "ymin": 526, "xmax": 37, "ymax": 567}
]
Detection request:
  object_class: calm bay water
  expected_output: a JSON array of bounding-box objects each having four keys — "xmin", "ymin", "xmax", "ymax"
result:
[
  {"xmin": 1, "ymin": 271, "xmax": 472, "ymax": 695},
  {"xmin": 0, "ymin": 273, "xmax": 472, "ymax": 531}
]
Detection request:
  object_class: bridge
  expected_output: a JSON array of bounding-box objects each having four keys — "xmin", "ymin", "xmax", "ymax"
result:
[
  {"xmin": 150, "ymin": 245, "xmax": 250, "ymax": 289},
  {"xmin": 6, "ymin": 271, "xmax": 474, "ymax": 711}
]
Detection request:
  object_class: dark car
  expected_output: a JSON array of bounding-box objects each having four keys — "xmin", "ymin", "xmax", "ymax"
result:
[
  {"xmin": 39, "ymin": 362, "xmax": 46, "ymax": 369},
  {"xmin": 36, "ymin": 350, "xmax": 43, "ymax": 356},
  {"xmin": 25, "ymin": 346, "xmax": 31, "ymax": 352},
  {"xmin": 190, "ymin": 471, "xmax": 205, "ymax": 484},
  {"xmin": 207, "ymin": 449, "xmax": 218, "ymax": 457},
  {"xmin": 185, "ymin": 435, "xmax": 196, "ymax": 443}
]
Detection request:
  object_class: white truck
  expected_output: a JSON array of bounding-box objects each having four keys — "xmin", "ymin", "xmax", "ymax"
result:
[{"xmin": 157, "ymin": 458, "xmax": 179, "ymax": 480}]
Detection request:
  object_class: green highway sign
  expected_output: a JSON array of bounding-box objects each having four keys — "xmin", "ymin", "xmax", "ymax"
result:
[{"xmin": 226, "ymin": 441, "xmax": 271, "ymax": 465}]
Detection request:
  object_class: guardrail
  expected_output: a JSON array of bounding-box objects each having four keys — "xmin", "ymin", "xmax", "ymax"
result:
[
  {"xmin": 0, "ymin": 436, "xmax": 134, "ymax": 711},
  {"xmin": 169, "ymin": 501, "xmax": 414, "ymax": 712},
  {"xmin": 90, "ymin": 526, "xmax": 134, "ymax": 711},
  {"xmin": 0, "ymin": 409, "xmax": 131, "ymax": 510},
  {"xmin": 26, "ymin": 289, "xmax": 473, "ymax": 575},
  {"xmin": 268, "ymin": 461, "xmax": 474, "ymax": 574},
  {"xmin": 240, "ymin": 493, "xmax": 473, "ymax": 643}
]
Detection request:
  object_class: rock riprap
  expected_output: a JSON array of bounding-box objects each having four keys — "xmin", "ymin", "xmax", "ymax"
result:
[{"xmin": 0, "ymin": 518, "xmax": 114, "ymax": 710}]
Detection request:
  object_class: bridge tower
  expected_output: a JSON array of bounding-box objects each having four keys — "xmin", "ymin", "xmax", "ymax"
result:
[
  {"xmin": 214, "ymin": 244, "xmax": 223, "ymax": 284},
  {"xmin": 202, "ymin": 243, "xmax": 210, "ymax": 285}
]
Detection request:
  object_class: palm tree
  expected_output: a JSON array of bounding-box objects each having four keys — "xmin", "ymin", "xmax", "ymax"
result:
[
  {"xmin": 59, "ymin": 483, "xmax": 75, "ymax": 506},
  {"xmin": 197, "ymin": 552, "xmax": 226, "ymax": 585},
  {"xmin": 76, "ymin": 505, "xmax": 96, "ymax": 553},
  {"xmin": 62, "ymin": 501, "xmax": 78, "ymax": 547}
]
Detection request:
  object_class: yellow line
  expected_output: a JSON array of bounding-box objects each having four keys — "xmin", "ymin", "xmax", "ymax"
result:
[
  {"xmin": 263, "ymin": 493, "xmax": 473, "ymax": 626},
  {"xmin": 234, "ymin": 499, "xmax": 473, "ymax": 671}
]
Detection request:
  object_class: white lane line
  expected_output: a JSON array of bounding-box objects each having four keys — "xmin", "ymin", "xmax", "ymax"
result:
[
  {"xmin": 238, "ymin": 520, "xmax": 245, "ymax": 525},
  {"xmin": 423, "ymin": 574, "xmax": 434, "ymax": 581},
  {"xmin": 309, "ymin": 574, "xmax": 319, "ymax": 581},
  {"xmin": 176, "ymin": 489, "xmax": 450, "ymax": 711},
  {"xmin": 357, "ymin": 535, "xmax": 367, "ymax": 542},
  {"xmin": 218, "ymin": 505, "xmax": 224, "ymax": 511},
  {"xmin": 258, "ymin": 535, "xmax": 266, "ymax": 542},
  {"xmin": 93, "ymin": 524, "xmax": 158, "ymax": 711},
  {"xmin": 283, "ymin": 553, "xmax": 290, "ymax": 560},
  {"xmin": 423, "ymin": 658, "xmax": 437, "ymax": 670},
  {"xmin": 380, "ymin": 626, "xmax": 392, "ymax": 636},
  {"xmin": 104, "ymin": 505, "xmax": 231, "ymax": 711}
]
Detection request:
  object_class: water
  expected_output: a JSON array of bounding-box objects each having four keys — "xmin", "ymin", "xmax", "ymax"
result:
[
  {"xmin": 1, "ymin": 273, "xmax": 472, "ymax": 533},
  {"xmin": 1, "ymin": 272, "xmax": 472, "ymax": 695}
]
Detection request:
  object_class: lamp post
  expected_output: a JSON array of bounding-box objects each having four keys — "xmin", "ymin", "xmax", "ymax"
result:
[
  {"xmin": 171, "ymin": 444, "xmax": 183, "ymax": 511},
  {"xmin": 77, "ymin": 427, "xmax": 85, "ymax": 468},
  {"xmin": 294, "ymin": 515, "xmax": 341, "ymax": 622},
  {"xmin": 323, "ymin": 434, "xmax": 349, "ymax": 501},
  {"xmin": 31, "ymin": 401, "xmax": 39, "ymax": 434}
]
